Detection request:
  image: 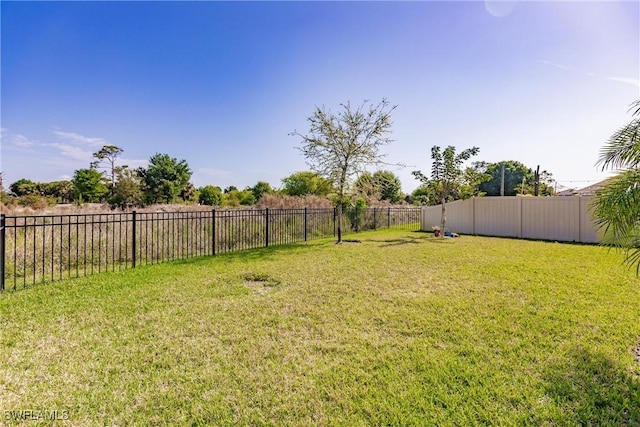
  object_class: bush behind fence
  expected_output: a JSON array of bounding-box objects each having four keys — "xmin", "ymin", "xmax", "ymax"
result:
[{"xmin": 1, "ymin": 207, "xmax": 421, "ymax": 291}]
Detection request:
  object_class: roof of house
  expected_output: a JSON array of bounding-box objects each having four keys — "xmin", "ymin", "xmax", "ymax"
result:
[{"xmin": 558, "ymin": 179, "xmax": 610, "ymax": 196}]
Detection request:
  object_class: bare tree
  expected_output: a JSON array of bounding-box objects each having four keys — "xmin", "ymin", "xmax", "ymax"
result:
[
  {"xmin": 291, "ymin": 99, "xmax": 397, "ymax": 242},
  {"xmin": 91, "ymin": 145, "xmax": 124, "ymax": 192}
]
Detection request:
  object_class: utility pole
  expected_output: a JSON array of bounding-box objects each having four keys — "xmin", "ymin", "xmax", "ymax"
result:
[
  {"xmin": 534, "ymin": 165, "xmax": 540, "ymax": 197},
  {"xmin": 500, "ymin": 164, "xmax": 505, "ymax": 196}
]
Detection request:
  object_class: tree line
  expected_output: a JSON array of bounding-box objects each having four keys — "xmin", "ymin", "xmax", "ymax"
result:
[
  {"xmin": 1, "ymin": 96, "xmax": 635, "ymax": 266},
  {"xmin": 1, "ymin": 152, "xmax": 555, "ymax": 211},
  {"xmin": 2, "ymin": 98, "xmax": 557, "ymax": 215}
]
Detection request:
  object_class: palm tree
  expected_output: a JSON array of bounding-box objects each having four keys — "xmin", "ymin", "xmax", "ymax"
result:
[{"xmin": 593, "ymin": 99, "xmax": 640, "ymax": 273}]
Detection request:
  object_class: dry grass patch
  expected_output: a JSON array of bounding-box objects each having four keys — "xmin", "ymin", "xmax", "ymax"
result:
[{"xmin": 243, "ymin": 273, "xmax": 281, "ymax": 294}]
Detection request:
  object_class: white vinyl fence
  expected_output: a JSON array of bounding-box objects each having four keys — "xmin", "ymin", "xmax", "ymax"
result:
[{"xmin": 420, "ymin": 196, "xmax": 601, "ymax": 243}]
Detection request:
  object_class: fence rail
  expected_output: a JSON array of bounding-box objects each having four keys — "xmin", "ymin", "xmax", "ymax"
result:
[{"xmin": 1, "ymin": 207, "xmax": 421, "ymax": 291}]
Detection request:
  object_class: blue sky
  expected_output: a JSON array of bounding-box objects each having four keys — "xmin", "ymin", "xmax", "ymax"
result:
[{"xmin": 2, "ymin": 1, "xmax": 638, "ymax": 194}]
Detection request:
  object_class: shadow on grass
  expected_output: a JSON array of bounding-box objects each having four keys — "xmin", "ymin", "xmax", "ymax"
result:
[
  {"xmin": 360, "ymin": 232, "xmax": 426, "ymax": 247},
  {"xmin": 544, "ymin": 346, "xmax": 640, "ymax": 424},
  {"xmin": 168, "ymin": 238, "xmax": 332, "ymax": 266},
  {"xmin": 378, "ymin": 236, "xmax": 426, "ymax": 247},
  {"xmin": 356, "ymin": 230, "xmax": 463, "ymax": 247}
]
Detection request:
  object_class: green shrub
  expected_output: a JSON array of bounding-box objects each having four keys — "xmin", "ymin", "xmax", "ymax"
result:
[
  {"xmin": 198, "ymin": 185, "xmax": 223, "ymax": 206},
  {"xmin": 16, "ymin": 194, "xmax": 55, "ymax": 209}
]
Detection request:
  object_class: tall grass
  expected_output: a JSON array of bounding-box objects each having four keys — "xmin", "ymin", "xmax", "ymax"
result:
[{"xmin": 2, "ymin": 207, "xmax": 420, "ymax": 290}]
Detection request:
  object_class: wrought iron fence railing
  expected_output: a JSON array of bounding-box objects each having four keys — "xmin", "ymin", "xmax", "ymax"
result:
[{"xmin": 0, "ymin": 207, "xmax": 421, "ymax": 291}]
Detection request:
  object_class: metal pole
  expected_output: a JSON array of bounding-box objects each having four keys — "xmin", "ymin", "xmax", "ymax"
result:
[
  {"xmin": 132, "ymin": 211, "xmax": 137, "ymax": 268},
  {"xmin": 304, "ymin": 208, "xmax": 307, "ymax": 242},
  {"xmin": 337, "ymin": 205, "xmax": 342, "ymax": 242},
  {"xmin": 212, "ymin": 209, "xmax": 216, "ymax": 256},
  {"xmin": 265, "ymin": 208, "xmax": 269, "ymax": 247},
  {"xmin": 373, "ymin": 208, "xmax": 377, "ymax": 230},
  {"xmin": 0, "ymin": 215, "xmax": 5, "ymax": 292}
]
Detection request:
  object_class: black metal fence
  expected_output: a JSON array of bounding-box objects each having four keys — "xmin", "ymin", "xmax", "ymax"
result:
[{"xmin": 0, "ymin": 207, "xmax": 421, "ymax": 291}]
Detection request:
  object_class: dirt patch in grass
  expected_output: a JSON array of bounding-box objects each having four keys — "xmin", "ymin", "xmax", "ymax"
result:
[
  {"xmin": 633, "ymin": 342, "xmax": 640, "ymax": 366},
  {"xmin": 243, "ymin": 273, "xmax": 280, "ymax": 294}
]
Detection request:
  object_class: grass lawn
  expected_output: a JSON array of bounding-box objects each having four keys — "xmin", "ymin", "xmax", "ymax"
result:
[{"xmin": 1, "ymin": 229, "xmax": 639, "ymax": 425}]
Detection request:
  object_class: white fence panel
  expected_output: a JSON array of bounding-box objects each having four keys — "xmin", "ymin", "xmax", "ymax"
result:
[
  {"xmin": 521, "ymin": 197, "xmax": 579, "ymax": 241},
  {"xmin": 421, "ymin": 199, "xmax": 474, "ymax": 233},
  {"xmin": 475, "ymin": 197, "xmax": 521, "ymax": 238},
  {"xmin": 447, "ymin": 199, "xmax": 475, "ymax": 234},
  {"xmin": 580, "ymin": 196, "xmax": 600, "ymax": 243},
  {"xmin": 421, "ymin": 204, "xmax": 441, "ymax": 231},
  {"xmin": 420, "ymin": 196, "xmax": 600, "ymax": 243}
]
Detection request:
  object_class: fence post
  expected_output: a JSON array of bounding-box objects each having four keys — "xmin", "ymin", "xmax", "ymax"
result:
[
  {"xmin": 265, "ymin": 208, "xmax": 269, "ymax": 247},
  {"xmin": 304, "ymin": 208, "xmax": 307, "ymax": 241},
  {"xmin": 0, "ymin": 215, "xmax": 5, "ymax": 292},
  {"xmin": 472, "ymin": 197, "xmax": 476, "ymax": 235},
  {"xmin": 373, "ymin": 208, "xmax": 377, "ymax": 230},
  {"xmin": 212, "ymin": 209, "xmax": 216, "ymax": 256},
  {"xmin": 519, "ymin": 197, "xmax": 523, "ymax": 239},
  {"xmin": 387, "ymin": 207, "xmax": 391, "ymax": 229},
  {"xmin": 132, "ymin": 211, "xmax": 137, "ymax": 268},
  {"xmin": 577, "ymin": 197, "xmax": 582, "ymax": 243}
]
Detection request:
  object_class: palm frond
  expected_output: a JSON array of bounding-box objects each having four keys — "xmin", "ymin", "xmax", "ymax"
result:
[
  {"xmin": 592, "ymin": 170, "xmax": 640, "ymax": 273},
  {"xmin": 629, "ymin": 99, "xmax": 640, "ymax": 116},
  {"xmin": 597, "ymin": 98, "xmax": 640, "ymax": 171},
  {"xmin": 597, "ymin": 118, "xmax": 640, "ymax": 171}
]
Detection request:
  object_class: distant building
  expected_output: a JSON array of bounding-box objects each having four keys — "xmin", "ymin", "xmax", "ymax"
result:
[{"xmin": 558, "ymin": 180, "xmax": 609, "ymax": 197}]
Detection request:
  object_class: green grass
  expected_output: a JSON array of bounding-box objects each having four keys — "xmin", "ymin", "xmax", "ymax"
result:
[{"xmin": 1, "ymin": 229, "xmax": 639, "ymax": 425}]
